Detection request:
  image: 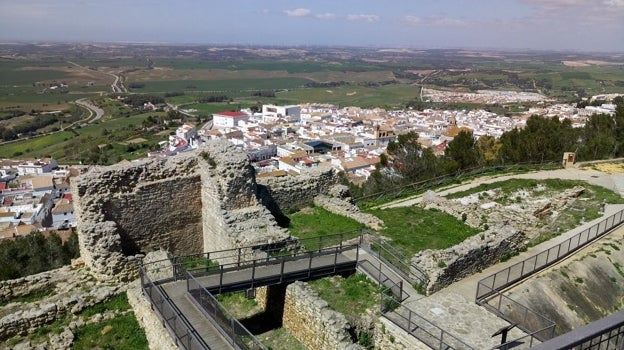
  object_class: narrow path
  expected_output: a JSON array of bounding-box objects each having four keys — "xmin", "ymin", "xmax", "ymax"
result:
[{"xmin": 378, "ymin": 167, "xmax": 624, "ymax": 209}]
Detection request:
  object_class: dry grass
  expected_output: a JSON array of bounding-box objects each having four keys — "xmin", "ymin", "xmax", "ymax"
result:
[{"xmin": 591, "ymin": 162, "xmax": 624, "ymax": 174}]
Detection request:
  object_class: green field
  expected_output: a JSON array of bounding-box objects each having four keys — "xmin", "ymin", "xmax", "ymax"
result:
[
  {"xmin": 0, "ymin": 111, "xmax": 170, "ymax": 163},
  {"xmin": 274, "ymin": 84, "xmax": 419, "ymax": 108},
  {"xmin": 129, "ymin": 77, "xmax": 314, "ymax": 93}
]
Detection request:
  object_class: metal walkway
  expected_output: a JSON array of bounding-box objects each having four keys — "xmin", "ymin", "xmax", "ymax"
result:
[{"xmin": 141, "ymin": 242, "xmax": 359, "ymax": 350}]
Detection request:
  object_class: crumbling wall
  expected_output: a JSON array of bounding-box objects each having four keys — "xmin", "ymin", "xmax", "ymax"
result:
[
  {"xmin": 412, "ymin": 227, "xmax": 526, "ymax": 294},
  {"xmin": 73, "ymin": 140, "xmax": 291, "ymax": 280},
  {"xmin": 282, "ymin": 281, "xmax": 362, "ymax": 350},
  {"xmin": 256, "ymin": 167, "xmax": 338, "ymax": 214},
  {"xmin": 73, "ymin": 153, "xmax": 204, "ymax": 280},
  {"xmin": 199, "ymin": 142, "xmax": 289, "ymax": 258}
]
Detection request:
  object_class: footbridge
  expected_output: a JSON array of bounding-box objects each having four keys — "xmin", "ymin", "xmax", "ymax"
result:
[{"xmin": 140, "ymin": 233, "xmax": 366, "ymax": 349}]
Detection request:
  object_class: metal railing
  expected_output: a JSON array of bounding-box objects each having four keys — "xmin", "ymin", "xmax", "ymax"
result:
[
  {"xmin": 477, "ymin": 207, "xmax": 624, "ymax": 301},
  {"xmin": 475, "ymin": 207, "xmax": 624, "ymax": 344},
  {"xmin": 362, "ymin": 235, "xmax": 429, "ymax": 287},
  {"xmin": 382, "ymin": 300, "xmax": 476, "ymax": 350},
  {"xmin": 480, "ymin": 290, "xmax": 556, "ymax": 347},
  {"xmin": 140, "ymin": 267, "xmax": 211, "ymax": 350},
  {"xmin": 188, "ymin": 243, "xmax": 358, "ymax": 294},
  {"xmin": 358, "ymin": 258, "xmax": 409, "ymax": 302},
  {"xmin": 186, "ymin": 272, "xmax": 266, "ymax": 350},
  {"xmin": 528, "ymin": 310, "xmax": 624, "ymax": 350}
]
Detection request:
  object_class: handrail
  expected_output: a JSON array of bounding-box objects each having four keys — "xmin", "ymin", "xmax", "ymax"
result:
[
  {"xmin": 383, "ymin": 303, "xmax": 476, "ymax": 350},
  {"xmin": 186, "ymin": 271, "xmax": 266, "ymax": 350},
  {"xmin": 476, "ymin": 207, "xmax": 624, "ymax": 344},
  {"xmin": 140, "ymin": 267, "xmax": 212, "ymax": 350},
  {"xmin": 477, "ymin": 207, "xmax": 624, "ymax": 300}
]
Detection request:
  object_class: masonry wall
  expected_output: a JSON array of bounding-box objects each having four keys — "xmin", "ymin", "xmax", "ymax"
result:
[
  {"xmin": 73, "ymin": 152, "xmax": 204, "ymax": 280},
  {"xmin": 412, "ymin": 227, "xmax": 526, "ymax": 294},
  {"xmin": 282, "ymin": 281, "xmax": 362, "ymax": 350},
  {"xmin": 73, "ymin": 141, "xmax": 292, "ymax": 280},
  {"xmin": 199, "ymin": 142, "xmax": 289, "ymax": 258},
  {"xmin": 256, "ymin": 167, "xmax": 338, "ymax": 214}
]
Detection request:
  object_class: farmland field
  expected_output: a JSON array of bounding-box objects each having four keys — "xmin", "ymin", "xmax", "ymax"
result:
[{"xmin": 1, "ymin": 42, "xmax": 623, "ymax": 164}]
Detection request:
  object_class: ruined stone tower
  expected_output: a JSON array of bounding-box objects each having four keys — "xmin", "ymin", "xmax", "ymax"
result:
[{"xmin": 72, "ymin": 140, "xmax": 337, "ymax": 280}]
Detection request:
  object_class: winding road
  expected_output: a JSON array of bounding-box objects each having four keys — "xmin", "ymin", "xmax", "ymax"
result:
[{"xmin": 74, "ymin": 98, "xmax": 105, "ymax": 123}]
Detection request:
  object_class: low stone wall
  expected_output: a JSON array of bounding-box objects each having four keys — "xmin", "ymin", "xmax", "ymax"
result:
[
  {"xmin": 1, "ymin": 280, "xmax": 122, "ymax": 340},
  {"xmin": 313, "ymin": 194, "xmax": 384, "ymax": 230},
  {"xmin": 282, "ymin": 281, "xmax": 362, "ymax": 350},
  {"xmin": 127, "ymin": 280, "xmax": 178, "ymax": 350},
  {"xmin": 412, "ymin": 226, "xmax": 526, "ymax": 294}
]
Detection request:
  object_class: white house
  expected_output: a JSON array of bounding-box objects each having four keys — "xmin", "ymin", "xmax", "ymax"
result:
[
  {"xmin": 17, "ymin": 158, "xmax": 58, "ymax": 176},
  {"xmin": 51, "ymin": 198, "xmax": 76, "ymax": 229},
  {"xmin": 213, "ymin": 111, "xmax": 250, "ymax": 129},
  {"xmin": 262, "ymin": 105, "xmax": 301, "ymax": 123}
]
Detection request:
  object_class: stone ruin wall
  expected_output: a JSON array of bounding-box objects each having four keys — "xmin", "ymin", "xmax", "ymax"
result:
[
  {"xmin": 73, "ymin": 140, "xmax": 340, "ymax": 280},
  {"xmin": 281, "ymin": 281, "xmax": 362, "ymax": 350},
  {"xmin": 256, "ymin": 167, "xmax": 338, "ymax": 214},
  {"xmin": 72, "ymin": 153, "xmax": 204, "ymax": 280},
  {"xmin": 412, "ymin": 227, "xmax": 526, "ymax": 294},
  {"xmin": 199, "ymin": 142, "xmax": 289, "ymax": 256}
]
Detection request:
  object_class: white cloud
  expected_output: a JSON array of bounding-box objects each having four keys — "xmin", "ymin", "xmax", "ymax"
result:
[
  {"xmin": 405, "ymin": 15, "xmax": 422, "ymax": 24},
  {"xmin": 316, "ymin": 13, "xmax": 337, "ymax": 20},
  {"xmin": 284, "ymin": 8, "xmax": 312, "ymax": 17},
  {"xmin": 404, "ymin": 15, "xmax": 467, "ymax": 27},
  {"xmin": 346, "ymin": 14, "xmax": 380, "ymax": 22}
]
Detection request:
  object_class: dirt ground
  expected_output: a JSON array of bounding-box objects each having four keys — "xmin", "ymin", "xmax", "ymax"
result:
[{"xmin": 591, "ymin": 162, "xmax": 624, "ymax": 174}]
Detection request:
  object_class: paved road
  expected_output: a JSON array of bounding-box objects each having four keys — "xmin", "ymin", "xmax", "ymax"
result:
[
  {"xmin": 74, "ymin": 98, "xmax": 105, "ymax": 123},
  {"xmin": 67, "ymin": 60, "xmax": 126, "ymax": 93}
]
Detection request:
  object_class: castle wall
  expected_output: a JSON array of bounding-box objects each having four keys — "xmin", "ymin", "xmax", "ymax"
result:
[
  {"xmin": 73, "ymin": 141, "xmax": 292, "ymax": 280},
  {"xmin": 256, "ymin": 167, "xmax": 338, "ymax": 214},
  {"xmin": 282, "ymin": 281, "xmax": 361, "ymax": 350},
  {"xmin": 73, "ymin": 153, "xmax": 204, "ymax": 280}
]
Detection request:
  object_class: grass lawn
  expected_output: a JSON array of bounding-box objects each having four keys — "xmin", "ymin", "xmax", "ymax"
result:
[
  {"xmin": 288, "ymin": 206, "xmax": 364, "ymax": 243},
  {"xmin": 308, "ymin": 273, "xmax": 381, "ymax": 321},
  {"xmin": 72, "ymin": 312, "xmax": 148, "ymax": 350},
  {"xmin": 366, "ymin": 206, "xmax": 481, "ymax": 257}
]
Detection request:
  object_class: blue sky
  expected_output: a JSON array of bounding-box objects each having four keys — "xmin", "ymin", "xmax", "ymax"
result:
[{"xmin": 1, "ymin": 0, "xmax": 623, "ymax": 52}]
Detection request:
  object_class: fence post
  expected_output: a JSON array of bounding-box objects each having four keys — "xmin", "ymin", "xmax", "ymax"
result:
[
  {"xmin": 251, "ymin": 259, "xmax": 256, "ymax": 288},
  {"xmin": 237, "ymin": 248, "xmax": 241, "ymax": 267},
  {"xmin": 219, "ymin": 265, "xmax": 224, "ymax": 294},
  {"xmin": 308, "ymin": 251, "xmax": 313, "ymax": 278}
]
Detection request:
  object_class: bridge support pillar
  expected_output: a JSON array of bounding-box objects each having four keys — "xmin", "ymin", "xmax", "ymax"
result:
[{"xmin": 255, "ymin": 284, "xmax": 287, "ymax": 323}]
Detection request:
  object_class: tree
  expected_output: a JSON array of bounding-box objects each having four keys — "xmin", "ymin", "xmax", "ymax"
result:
[
  {"xmin": 578, "ymin": 113, "xmax": 616, "ymax": 160},
  {"xmin": 445, "ymin": 130, "xmax": 480, "ymax": 170},
  {"xmin": 477, "ymin": 135, "xmax": 501, "ymax": 166}
]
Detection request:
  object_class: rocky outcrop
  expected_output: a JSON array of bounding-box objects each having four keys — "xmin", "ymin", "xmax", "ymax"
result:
[{"xmin": 282, "ymin": 281, "xmax": 362, "ymax": 350}]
